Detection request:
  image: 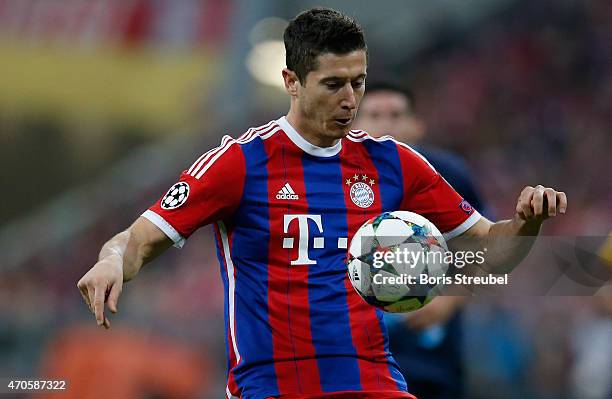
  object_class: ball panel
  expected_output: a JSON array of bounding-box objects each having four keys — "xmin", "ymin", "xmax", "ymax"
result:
[
  {"xmin": 374, "ymin": 218, "xmax": 414, "ymax": 247},
  {"xmin": 349, "ymin": 223, "xmax": 376, "ymax": 258},
  {"xmin": 389, "ymin": 211, "xmax": 430, "ymax": 227},
  {"xmin": 389, "ymin": 210, "xmax": 447, "ymax": 250}
]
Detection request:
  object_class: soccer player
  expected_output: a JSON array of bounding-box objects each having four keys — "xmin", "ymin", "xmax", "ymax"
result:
[
  {"xmin": 355, "ymin": 81, "xmax": 487, "ymax": 399},
  {"xmin": 77, "ymin": 8, "xmax": 567, "ymax": 399}
]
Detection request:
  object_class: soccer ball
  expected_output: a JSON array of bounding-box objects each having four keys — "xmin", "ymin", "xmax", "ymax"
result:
[{"xmin": 347, "ymin": 211, "xmax": 450, "ymax": 313}]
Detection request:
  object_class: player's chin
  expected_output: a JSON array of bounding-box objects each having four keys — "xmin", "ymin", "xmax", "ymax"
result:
[{"xmin": 330, "ymin": 119, "xmax": 353, "ymax": 137}]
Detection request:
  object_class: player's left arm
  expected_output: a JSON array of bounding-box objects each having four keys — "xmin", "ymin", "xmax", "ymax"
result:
[{"xmin": 452, "ymin": 185, "xmax": 568, "ymax": 273}]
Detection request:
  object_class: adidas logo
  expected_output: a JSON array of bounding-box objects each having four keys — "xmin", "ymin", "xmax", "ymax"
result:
[{"xmin": 276, "ymin": 183, "xmax": 299, "ymax": 200}]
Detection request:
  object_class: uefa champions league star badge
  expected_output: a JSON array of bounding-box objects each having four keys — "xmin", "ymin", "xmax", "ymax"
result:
[
  {"xmin": 161, "ymin": 182, "xmax": 190, "ymax": 209},
  {"xmin": 346, "ymin": 173, "xmax": 375, "ymax": 208}
]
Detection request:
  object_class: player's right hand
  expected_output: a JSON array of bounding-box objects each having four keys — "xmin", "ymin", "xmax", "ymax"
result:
[{"xmin": 77, "ymin": 255, "xmax": 124, "ymax": 329}]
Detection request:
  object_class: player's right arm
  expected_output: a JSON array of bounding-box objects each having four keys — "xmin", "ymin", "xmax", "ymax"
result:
[
  {"xmin": 77, "ymin": 217, "xmax": 173, "ymax": 329},
  {"xmin": 77, "ymin": 135, "xmax": 246, "ymax": 329}
]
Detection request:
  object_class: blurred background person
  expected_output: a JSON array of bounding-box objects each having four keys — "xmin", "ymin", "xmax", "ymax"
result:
[{"xmin": 355, "ymin": 80, "xmax": 490, "ymax": 399}]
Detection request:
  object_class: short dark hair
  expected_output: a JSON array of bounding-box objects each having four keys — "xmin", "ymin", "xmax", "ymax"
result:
[
  {"xmin": 364, "ymin": 80, "xmax": 416, "ymax": 111},
  {"xmin": 284, "ymin": 7, "xmax": 367, "ymax": 84}
]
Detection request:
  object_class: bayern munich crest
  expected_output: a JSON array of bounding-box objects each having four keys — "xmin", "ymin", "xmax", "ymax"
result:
[
  {"xmin": 346, "ymin": 173, "xmax": 375, "ymax": 208},
  {"xmin": 161, "ymin": 182, "xmax": 190, "ymax": 209}
]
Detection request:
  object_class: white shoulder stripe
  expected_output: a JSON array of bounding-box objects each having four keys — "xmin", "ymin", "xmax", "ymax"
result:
[
  {"xmin": 187, "ymin": 134, "xmax": 233, "ymax": 175},
  {"xmin": 192, "ymin": 139, "xmax": 237, "ymax": 178},
  {"xmin": 188, "ymin": 122, "xmax": 273, "ymax": 176},
  {"xmin": 260, "ymin": 126, "xmax": 281, "ymax": 139},
  {"xmin": 191, "ymin": 121, "xmax": 281, "ymax": 179},
  {"xmin": 188, "ymin": 121, "xmax": 279, "ymax": 178},
  {"xmin": 236, "ymin": 121, "xmax": 278, "ymax": 145},
  {"xmin": 349, "ymin": 129, "xmax": 367, "ymax": 137},
  {"xmin": 345, "ymin": 135, "xmax": 367, "ymax": 142},
  {"xmin": 345, "ymin": 131, "xmax": 392, "ymax": 142},
  {"xmin": 239, "ymin": 120, "xmax": 275, "ymax": 141}
]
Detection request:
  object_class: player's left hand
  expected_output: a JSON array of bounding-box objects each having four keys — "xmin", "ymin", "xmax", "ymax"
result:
[{"xmin": 515, "ymin": 185, "xmax": 567, "ymax": 224}]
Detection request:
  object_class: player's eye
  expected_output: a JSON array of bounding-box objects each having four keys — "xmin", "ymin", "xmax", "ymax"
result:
[
  {"xmin": 352, "ymin": 80, "xmax": 364, "ymax": 89},
  {"xmin": 325, "ymin": 82, "xmax": 342, "ymax": 90}
]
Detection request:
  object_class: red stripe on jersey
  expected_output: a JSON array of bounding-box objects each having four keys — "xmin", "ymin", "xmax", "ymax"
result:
[
  {"xmin": 214, "ymin": 224, "xmax": 241, "ymax": 397},
  {"xmin": 264, "ymin": 133, "xmax": 322, "ymax": 395},
  {"xmin": 339, "ymin": 141, "xmax": 397, "ymax": 391}
]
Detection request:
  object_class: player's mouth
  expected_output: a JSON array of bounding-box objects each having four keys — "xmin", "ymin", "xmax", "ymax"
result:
[{"xmin": 334, "ymin": 118, "xmax": 352, "ymax": 127}]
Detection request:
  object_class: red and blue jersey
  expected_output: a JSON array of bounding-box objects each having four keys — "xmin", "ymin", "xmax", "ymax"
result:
[{"xmin": 144, "ymin": 117, "xmax": 481, "ymax": 399}]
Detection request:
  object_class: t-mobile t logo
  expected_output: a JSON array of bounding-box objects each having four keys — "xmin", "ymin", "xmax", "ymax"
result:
[
  {"xmin": 282, "ymin": 214, "xmax": 324, "ymax": 265},
  {"xmin": 282, "ymin": 214, "xmax": 349, "ymax": 265}
]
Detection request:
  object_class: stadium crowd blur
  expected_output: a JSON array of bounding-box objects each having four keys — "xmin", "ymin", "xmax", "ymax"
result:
[{"xmin": 0, "ymin": 1, "xmax": 610, "ymax": 398}]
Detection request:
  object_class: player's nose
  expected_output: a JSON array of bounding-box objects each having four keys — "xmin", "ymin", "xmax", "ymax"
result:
[{"xmin": 340, "ymin": 85, "xmax": 357, "ymax": 110}]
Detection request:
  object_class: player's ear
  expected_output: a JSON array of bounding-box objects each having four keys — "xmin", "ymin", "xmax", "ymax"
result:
[{"xmin": 282, "ymin": 68, "xmax": 300, "ymax": 96}]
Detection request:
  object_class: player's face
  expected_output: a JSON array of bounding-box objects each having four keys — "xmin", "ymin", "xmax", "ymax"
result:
[
  {"xmin": 295, "ymin": 51, "xmax": 367, "ymax": 146},
  {"xmin": 355, "ymin": 90, "xmax": 423, "ymax": 143}
]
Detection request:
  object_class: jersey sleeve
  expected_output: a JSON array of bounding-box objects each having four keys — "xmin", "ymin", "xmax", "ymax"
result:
[
  {"xmin": 396, "ymin": 142, "xmax": 481, "ymax": 241},
  {"xmin": 142, "ymin": 136, "xmax": 246, "ymax": 248}
]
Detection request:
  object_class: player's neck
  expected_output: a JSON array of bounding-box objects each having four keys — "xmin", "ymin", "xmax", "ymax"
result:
[{"xmin": 285, "ymin": 110, "xmax": 339, "ymax": 148}]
